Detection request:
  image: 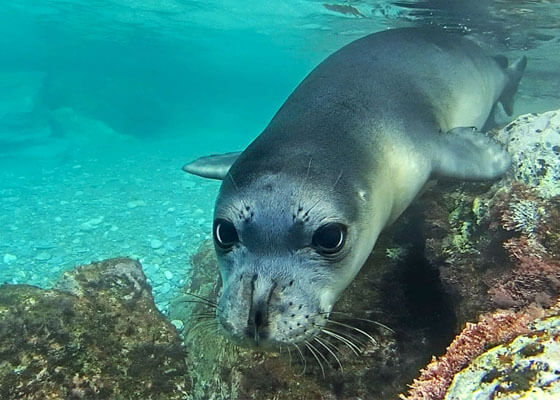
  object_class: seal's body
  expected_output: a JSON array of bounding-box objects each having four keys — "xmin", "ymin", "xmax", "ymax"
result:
[{"xmin": 184, "ymin": 28, "xmax": 526, "ymax": 348}]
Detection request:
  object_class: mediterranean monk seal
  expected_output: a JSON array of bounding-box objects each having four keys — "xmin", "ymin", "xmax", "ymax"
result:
[{"xmin": 183, "ymin": 28, "xmax": 526, "ymax": 348}]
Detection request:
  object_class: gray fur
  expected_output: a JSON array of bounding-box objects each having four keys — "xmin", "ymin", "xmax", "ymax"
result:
[{"xmin": 184, "ymin": 28, "xmax": 526, "ymax": 347}]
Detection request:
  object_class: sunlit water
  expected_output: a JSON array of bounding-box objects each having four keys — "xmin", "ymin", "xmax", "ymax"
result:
[{"xmin": 1, "ymin": 0, "xmax": 559, "ymax": 312}]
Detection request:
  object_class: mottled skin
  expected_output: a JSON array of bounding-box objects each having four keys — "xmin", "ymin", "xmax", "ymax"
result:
[{"xmin": 186, "ymin": 28, "xmax": 525, "ymax": 348}]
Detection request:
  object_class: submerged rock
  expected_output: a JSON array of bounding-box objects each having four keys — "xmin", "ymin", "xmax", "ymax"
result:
[
  {"xmin": 421, "ymin": 110, "xmax": 560, "ymax": 326},
  {"xmin": 401, "ymin": 109, "xmax": 560, "ymax": 399},
  {"xmin": 495, "ymin": 109, "xmax": 560, "ymax": 199},
  {"xmin": 0, "ymin": 257, "xmax": 190, "ymax": 399},
  {"xmin": 402, "ymin": 302, "xmax": 560, "ymax": 400},
  {"xmin": 445, "ymin": 312, "xmax": 560, "ymax": 399}
]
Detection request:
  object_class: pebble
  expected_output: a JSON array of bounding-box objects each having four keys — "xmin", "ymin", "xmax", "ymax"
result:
[
  {"xmin": 159, "ymin": 282, "xmax": 171, "ymax": 294},
  {"xmin": 35, "ymin": 252, "xmax": 51, "ymax": 261},
  {"xmin": 127, "ymin": 200, "xmax": 146, "ymax": 209},
  {"xmin": 150, "ymin": 239, "xmax": 163, "ymax": 249},
  {"xmin": 90, "ymin": 216, "xmax": 104, "ymax": 225},
  {"xmin": 79, "ymin": 216, "xmax": 104, "ymax": 231},
  {"xmin": 164, "ymin": 270, "xmax": 173, "ymax": 280},
  {"xmin": 143, "ymin": 264, "xmax": 158, "ymax": 276},
  {"xmin": 3, "ymin": 254, "xmax": 17, "ymax": 264},
  {"xmin": 165, "ymin": 230, "xmax": 181, "ymax": 239},
  {"xmin": 170, "ymin": 319, "xmax": 184, "ymax": 332},
  {"xmin": 34, "ymin": 241, "xmax": 56, "ymax": 249}
]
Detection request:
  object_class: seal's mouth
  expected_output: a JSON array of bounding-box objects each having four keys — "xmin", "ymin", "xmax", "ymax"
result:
[{"xmin": 219, "ymin": 321, "xmax": 327, "ymax": 350}]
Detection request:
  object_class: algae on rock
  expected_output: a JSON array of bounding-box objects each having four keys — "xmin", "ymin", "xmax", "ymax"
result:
[
  {"xmin": 445, "ymin": 312, "xmax": 560, "ymax": 399},
  {"xmin": 0, "ymin": 257, "xmax": 190, "ymax": 400},
  {"xmin": 402, "ymin": 109, "xmax": 560, "ymax": 399},
  {"xmin": 421, "ymin": 110, "xmax": 560, "ymax": 325},
  {"xmin": 495, "ymin": 109, "xmax": 560, "ymax": 199}
]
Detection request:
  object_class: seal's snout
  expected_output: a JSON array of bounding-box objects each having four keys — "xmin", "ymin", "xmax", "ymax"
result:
[
  {"xmin": 218, "ymin": 269, "xmax": 327, "ymax": 347},
  {"xmin": 246, "ymin": 300, "xmax": 269, "ymax": 343},
  {"xmin": 245, "ymin": 273, "xmax": 276, "ymax": 345}
]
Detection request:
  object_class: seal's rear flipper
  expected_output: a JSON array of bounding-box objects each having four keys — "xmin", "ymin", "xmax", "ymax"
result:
[
  {"xmin": 183, "ymin": 151, "xmax": 241, "ymax": 180},
  {"xmin": 499, "ymin": 55, "xmax": 527, "ymax": 116},
  {"xmin": 431, "ymin": 127, "xmax": 511, "ymax": 180}
]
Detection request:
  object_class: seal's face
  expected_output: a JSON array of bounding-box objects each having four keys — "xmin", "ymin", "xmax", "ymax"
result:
[{"xmin": 213, "ymin": 174, "xmax": 363, "ymax": 348}]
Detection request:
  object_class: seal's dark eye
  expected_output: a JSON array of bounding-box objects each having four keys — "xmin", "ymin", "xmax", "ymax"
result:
[
  {"xmin": 312, "ymin": 223, "xmax": 346, "ymax": 254},
  {"xmin": 214, "ymin": 219, "xmax": 239, "ymax": 250}
]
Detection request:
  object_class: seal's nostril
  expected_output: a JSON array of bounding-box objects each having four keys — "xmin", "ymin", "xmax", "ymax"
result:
[
  {"xmin": 255, "ymin": 309, "xmax": 263, "ymax": 328},
  {"xmin": 246, "ymin": 302, "xmax": 269, "ymax": 343}
]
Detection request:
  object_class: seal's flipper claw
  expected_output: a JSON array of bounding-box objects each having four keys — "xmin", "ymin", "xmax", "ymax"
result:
[
  {"xmin": 183, "ymin": 151, "xmax": 242, "ymax": 180},
  {"xmin": 431, "ymin": 127, "xmax": 511, "ymax": 180}
]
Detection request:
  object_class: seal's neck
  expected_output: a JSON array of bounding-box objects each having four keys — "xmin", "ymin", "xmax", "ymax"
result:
[{"xmin": 377, "ymin": 134, "xmax": 432, "ymax": 226}]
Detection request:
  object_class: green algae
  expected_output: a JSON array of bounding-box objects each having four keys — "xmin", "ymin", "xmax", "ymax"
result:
[{"xmin": 0, "ymin": 258, "xmax": 190, "ymax": 400}]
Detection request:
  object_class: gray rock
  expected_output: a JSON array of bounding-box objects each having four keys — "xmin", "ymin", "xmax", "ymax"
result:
[{"xmin": 495, "ymin": 109, "xmax": 560, "ymax": 198}]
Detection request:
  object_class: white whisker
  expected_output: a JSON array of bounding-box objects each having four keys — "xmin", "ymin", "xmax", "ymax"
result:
[
  {"xmin": 314, "ymin": 337, "xmax": 343, "ymax": 373},
  {"xmin": 321, "ymin": 328, "xmax": 361, "ymax": 356},
  {"xmin": 304, "ymin": 340, "xmax": 325, "ymax": 378}
]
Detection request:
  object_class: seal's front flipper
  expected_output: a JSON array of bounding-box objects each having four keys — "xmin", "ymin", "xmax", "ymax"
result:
[
  {"xmin": 183, "ymin": 151, "xmax": 241, "ymax": 180},
  {"xmin": 431, "ymin": 127, "xmax": 511, "ymax": 180}
]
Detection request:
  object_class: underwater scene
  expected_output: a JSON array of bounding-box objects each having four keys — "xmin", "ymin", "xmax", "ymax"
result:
[{"xmin": 1, "ymin": 1, "xmax": 560, "ymax": 399}]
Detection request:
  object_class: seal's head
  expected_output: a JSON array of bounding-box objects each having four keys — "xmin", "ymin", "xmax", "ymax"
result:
[{"xmin": 212, "ymin": 170, "xmax": 371, "ymax": 348}]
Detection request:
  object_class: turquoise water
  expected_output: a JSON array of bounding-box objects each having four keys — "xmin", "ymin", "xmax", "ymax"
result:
[{"xmin": 1, "ymin": 1, "xmax": 559, "ymax": 313}]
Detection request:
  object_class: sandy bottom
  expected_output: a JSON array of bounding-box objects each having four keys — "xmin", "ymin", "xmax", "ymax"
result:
[{"xmin": 0, "ymin": 137, "xmax": 221, "ymax": 314}]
